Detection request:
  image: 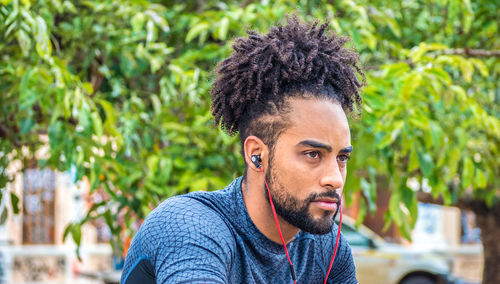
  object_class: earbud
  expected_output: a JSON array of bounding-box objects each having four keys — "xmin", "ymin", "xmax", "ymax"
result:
[{"xmin": 251, "ymin": 155, "xmax": 262, "ymax": 169}]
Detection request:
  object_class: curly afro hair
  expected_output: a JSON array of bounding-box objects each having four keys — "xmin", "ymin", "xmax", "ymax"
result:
[{"xmin": 210, "ymin": 15, "xmax": 364, "ymax": 163}]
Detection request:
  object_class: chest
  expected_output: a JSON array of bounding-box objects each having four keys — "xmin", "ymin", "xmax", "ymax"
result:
[{"xmin": 229, "ymin": 236, "xmax": 328, "ymax": 284}]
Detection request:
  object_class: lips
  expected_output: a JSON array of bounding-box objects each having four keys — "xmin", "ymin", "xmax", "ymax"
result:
[
  {"xmin": 311, "ymin": 198, "xmax": 339, "ymax": 211},
  {"xmin": 314, "ymin": 198, "xmax": 339, "ymax": 203}
]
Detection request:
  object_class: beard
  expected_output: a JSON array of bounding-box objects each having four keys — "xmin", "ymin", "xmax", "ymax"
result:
[{"xmin": 264, "ymin": 163, "xmax": 341, "ymax": 235}]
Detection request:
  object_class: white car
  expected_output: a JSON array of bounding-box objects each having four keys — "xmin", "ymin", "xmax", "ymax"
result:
[{"xmin": 341, "ymin": 216, "xmax": 457, "ymax": 284}]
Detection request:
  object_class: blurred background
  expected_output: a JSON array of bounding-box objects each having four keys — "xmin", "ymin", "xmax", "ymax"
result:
[{"xmin": 0, "ymin": 0, "xmax": 498, "ymax": 283}]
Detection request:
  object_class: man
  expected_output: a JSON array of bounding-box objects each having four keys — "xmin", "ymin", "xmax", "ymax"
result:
[{"xmin": 121, "ymin": 16, "xmax": 364, "ymax": 283}]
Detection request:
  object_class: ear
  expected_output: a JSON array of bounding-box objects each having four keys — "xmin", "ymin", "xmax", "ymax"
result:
[{"xmin": 243, "ymin": 136, "xmax": 268, "ymax": 171}]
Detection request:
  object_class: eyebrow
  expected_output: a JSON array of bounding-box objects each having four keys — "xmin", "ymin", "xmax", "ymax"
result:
[
  {"xmin": 297, "ymin": 140, "xmax": 353, "ymax": 154},
  {"xmin": 297, "ymin": 140, "xmax": 332, "ymax": 152},
  {"xmin": 339, "ymin": 146, "xmax": 354, "ymax": 153}
]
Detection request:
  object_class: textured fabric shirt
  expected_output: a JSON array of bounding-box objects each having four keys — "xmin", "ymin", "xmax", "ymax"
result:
[{"xmin": 121, "ymin": 177, "xmax": 357, "ymax": 283}]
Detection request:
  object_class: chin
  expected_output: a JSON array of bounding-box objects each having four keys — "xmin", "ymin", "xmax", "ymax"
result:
[
  {"xmin": 301, "ymin": 223, "xmax": 334, "ymax": 235},
  {"xmin": 298, "ymin": 215, "xmax": 335, "ymax": 235}
]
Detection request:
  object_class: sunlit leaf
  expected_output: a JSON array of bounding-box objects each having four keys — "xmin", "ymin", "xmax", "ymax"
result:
[
  {"xmin": 185, "ymin": 22, "xmax": 209, "ymax": 43},
  {"xmin": 417, "ymin": 151, "xmax": 434, "ymax": 177},
  {"xmin": 462, "ymin": 157, "xmax": 474, "ymax": 189},
  {"xmin": 401, "ymin": 73, "xmax": 422, "ymax": 101}
]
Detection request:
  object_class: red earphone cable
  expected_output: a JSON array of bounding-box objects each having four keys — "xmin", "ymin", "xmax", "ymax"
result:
[
  {"xmin": 259, "ymin": 167, "xmax": 343, "ymax": 284},
  {"xmin": 324, "ymin": 206, "xmax": 342, "ymax": 284},
  {"xmin": 259, "ymin": 167, "xmax": 297, "ymax": 284}
]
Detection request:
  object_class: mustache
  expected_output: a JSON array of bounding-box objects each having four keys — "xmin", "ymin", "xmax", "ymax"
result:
[{"xmin": 305, "ymin": 190, "xmax": 341, "ymax": 204}]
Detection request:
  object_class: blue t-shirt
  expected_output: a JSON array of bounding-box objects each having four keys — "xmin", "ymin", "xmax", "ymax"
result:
[{"xmin": 121, "ymin": 177, "xmax": 357, "ymax": 283}]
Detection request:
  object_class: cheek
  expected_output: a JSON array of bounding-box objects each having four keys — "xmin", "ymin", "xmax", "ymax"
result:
[
  {"xmin": 273, "ymin": 153, "xmax": 311, "ymax": 194},
  {"xmin": 340, "ymin": 164, "xmax": 348, "ymax": 182},
  {"xmin": 272, "ymin": 146, "xmax": 300, "ymax": 174}
]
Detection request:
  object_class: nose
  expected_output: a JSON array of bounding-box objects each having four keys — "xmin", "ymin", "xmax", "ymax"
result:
[{"xmin": 319, "ymin": 159, "xmax": 345, "ymax": 192}]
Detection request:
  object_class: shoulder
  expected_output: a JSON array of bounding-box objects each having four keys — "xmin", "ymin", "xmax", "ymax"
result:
[
  {"xmin": 138, "ymin": 194, "xmax": 237, "ymax": 257},
  {"xmin": 122, "ymin": 178, "xmax": 244, "ymax": 283},
  {"xmin": 136, "ymin": 195, "xmax": 237, "ymax": 281},
  {"xmin": 138, "ymin": 181, "xmax": 242, "ymax": 253},
  {"xmin": 142, "ymin": 195, "xmax": 234, "ymax": 243}
]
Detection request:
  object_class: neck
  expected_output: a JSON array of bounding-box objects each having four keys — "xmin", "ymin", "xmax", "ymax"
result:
[{"xmin": 241, "ymin": 174, "xmax": 300, "ymax": 244}]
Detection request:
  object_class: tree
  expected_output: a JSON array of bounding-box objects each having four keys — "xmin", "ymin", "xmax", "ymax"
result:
[
  {"xmin": 1, "ymin": 0, "xmax": 498, "ymax": 283},
  {"xmin": 338, "ymin": 2, "xmax": 500, "ymax": 283}
]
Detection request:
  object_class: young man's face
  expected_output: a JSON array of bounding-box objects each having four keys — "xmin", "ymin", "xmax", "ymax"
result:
[{"xmin": 266, "ymin": 97, "xmax": 352, "ymax": 234}]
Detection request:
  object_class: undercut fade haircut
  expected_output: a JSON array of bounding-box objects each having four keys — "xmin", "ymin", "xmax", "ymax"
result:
[{"xmin": 210, "ymin": 15, "xmax": 365, "ymax": 167}]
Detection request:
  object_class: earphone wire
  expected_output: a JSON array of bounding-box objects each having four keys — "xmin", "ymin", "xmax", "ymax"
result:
[
  {"xmin": 258, "ymin": 166, "xmax": 343, "ymax": 284},
  {"xmin": 259, "ymin": 167, "xmax": 297, "ymax": 284},
  {"xmin": 324, "ymin": 203, "xmax": 343, "ymax": 284}
]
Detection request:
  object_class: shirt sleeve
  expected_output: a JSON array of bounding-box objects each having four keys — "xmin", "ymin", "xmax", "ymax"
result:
[
  {"xmin": 326, "ymin": 231, "xmax": 358, "ymax": 284},
  {"xmin": 121, "ymin": 196, "xmax": 235, "ymax": 284}
]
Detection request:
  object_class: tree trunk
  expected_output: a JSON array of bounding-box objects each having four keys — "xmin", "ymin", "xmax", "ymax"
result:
[
  {"xmin": 473, "ymin": 206, "xmax": 500, "ymax": 284},
  {"xmin": 417, "ymin": 191, "xmax": 500, "ymax": 284}
]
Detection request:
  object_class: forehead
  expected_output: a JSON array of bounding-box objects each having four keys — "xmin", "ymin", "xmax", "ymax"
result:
[{"xmin": 279, "ymin": 98, "xmax": 351, "ymax": 148}]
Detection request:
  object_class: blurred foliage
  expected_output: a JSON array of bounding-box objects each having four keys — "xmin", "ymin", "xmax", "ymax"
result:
[{"xmin": 1, "ymin": 0, "xmax": 499, "ymax": 256}]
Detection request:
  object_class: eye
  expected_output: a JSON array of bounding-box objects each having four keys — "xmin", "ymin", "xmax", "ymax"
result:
[
  {"xmin": 337, "ymin": 154, "xmax": 350, "ymax": 163},
  {"xmin": 304, "ymin": 151, "xmax": 321, "ymax": 159}
]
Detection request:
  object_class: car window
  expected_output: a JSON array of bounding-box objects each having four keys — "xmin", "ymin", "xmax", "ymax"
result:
[{"xmin": 341, "ymin": 224, "xmax": 373, "ymax": 248}]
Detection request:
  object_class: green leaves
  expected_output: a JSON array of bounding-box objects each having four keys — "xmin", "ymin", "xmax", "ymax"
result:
[
  {"xmin": 458, "ymin": 56, "xmax": 474, "ymax": 82},
  {"xmin": 401, "ymin": 72, "xmax": 422, "ymax": 102},
  {"xmin": 34, "ymin": 15, "xmax": 51, "ymax": 60},
  {"xmin": 417, "ymin": 151, "xmax": 434, "ymax": 178},
  {"xmin": 91, "ymin": 111, "xmax": 103, "ymax": 139},
  {"xmin": 186, "ymin": 22, "xmax": 210, "ymax": 43},
  {"xmin": 409, "ymin": 43, "xmax": 448, "ymax": 63},
  {"xmin": 351, "ymin": 0, "xmax": 499, "ymax": 242},
  {"xmin": 1, "ymin": 0, "xmax": 498, "ymax": 255},
  {"xmin": 63, "ymin": 222, "xmax": 82, "ymax": 260},
  {"xmin": 19, "ymin": 117, "xmax": 34, "ymax": 135},
  {"xmin": 387, "ymin": 190, "xmax": 413, "ymax": 240},
  {"xmin": 360, "ymin": 166, "xmax": 377, "ymax": 215},
  {"xmin": 215, "ymin": 17, "xmax": 230, "ymax": 40},
  {"xmin": 461, "ymin": 157, "xmax": 474, "ymax": 189},
  {"xmin": 10, "ymin": 192, "xmax": 19, "ymax": 214},
  {"xmin": 474, "ymin": 169, "xmax": 487, "ymax": 189}
]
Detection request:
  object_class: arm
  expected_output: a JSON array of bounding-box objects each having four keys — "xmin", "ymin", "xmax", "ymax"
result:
[{"xmin": 121, "ymin": 197, "xmax": 234, "ymax": 284}]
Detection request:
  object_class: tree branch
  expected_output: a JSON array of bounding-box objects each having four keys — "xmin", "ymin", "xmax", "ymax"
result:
[
  {"xmin": 417, "ymin": 191, "xmax": 499, "ymax": 216},
  {"xmin": 0, "ymin": 122, "xmax": 21, "ymax": 147},
  {"xmin": 0, "ymin": 123, "xmax": 9, "ymax": 139},
  {"xmin": 438, "ymin": 48, "xmax": 500, "ymax": 57},
  {"xmin": 363, "ymin": 48, "xmax": 500, "ymax": 71}
]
